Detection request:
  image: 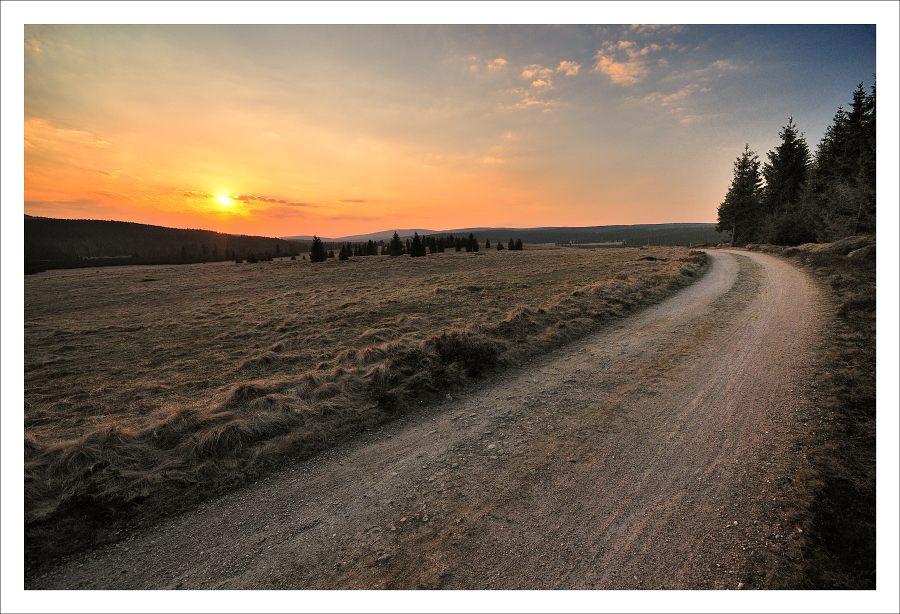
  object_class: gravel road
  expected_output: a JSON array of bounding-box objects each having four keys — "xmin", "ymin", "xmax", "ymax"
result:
[{"xmin": 24, "ymin": 249, "xmax": 826, "ymax": 597}]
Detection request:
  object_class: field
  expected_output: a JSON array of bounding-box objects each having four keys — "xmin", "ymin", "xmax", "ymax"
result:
[{"xmin": 24, "ymin": 246, "xmax": 708, "ymax": 564}]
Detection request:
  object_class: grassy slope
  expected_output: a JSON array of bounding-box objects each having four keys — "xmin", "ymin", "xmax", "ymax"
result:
[
  {"xmin": 743, "ymin": 236, "xmax": 876, "ymax": 589},
  {"xmin": 24, "ymin": 247, "xmax": 708, "ymax": 567}
]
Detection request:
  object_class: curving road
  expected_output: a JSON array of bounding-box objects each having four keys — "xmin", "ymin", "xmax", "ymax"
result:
[{"xmin": 26, "ymin": 250, "xmax": 825, "ymax": 592}]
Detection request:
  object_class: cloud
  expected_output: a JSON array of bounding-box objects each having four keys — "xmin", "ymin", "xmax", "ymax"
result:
[
  {"xmin": 488, "ymin": 58, "xmax": 508, "ymax": 71},
  {"xmin": 643, "ymin": 84, "xmax": 699, "ymax": 106},
  {"xmin": 629, "ymin": 24, "xmax": 685, "ymax": 36},
  {"xmin": 177, "ymin": 190, "xmax": 214, "ymax": 198},
  {"xmin": 89, "ymin": 189, "xmax": 132, "ymax": 201},
  {"xmin": 505, "ymin": 94, "xmax": 557, "ymax": 111},
  {"xmin": 97, "ymin": 170, "xmax": 117, "ymax": 177},
  {"xmin": 337, "ymin": 199, "xmax": 367, "ymax": 203},
  {"xmin": 234, "ymin": 194, "xmax": 315, "ymax": 207},
  {"xmin": 483, "ymin": 157, "xmax": 505, "ymax": 164},
  {"xmin": 521, "ymin": 64, "xmax": 553, "ymax": 80},
  {"xmin": 592, "ymin": 54, "xmax": 648, "ymax": 85},
  {"xmin": 557, "ymin": 61, "xmax": 581, "ymax": 76},
  {"xmin": 531, "ymin": 79, "xmax": 552, "ymax": 91},
  {"xmin": 592, "ymin": 40, "xmax": 669, "ymax": 85}
]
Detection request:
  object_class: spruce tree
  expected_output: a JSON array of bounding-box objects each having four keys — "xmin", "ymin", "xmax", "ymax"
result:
[
  {"xmin": 309, "ymin": 236, "xmax": 327, "ymax": 262},
  {"xmin": 760, "ymin": 117, "xmax": 814, "ymax": 244},
  {"xmin": 716, "ymin": 144, "xmax": 763, "ymax": 246},
  {"xmin": 810, "ymin": 82, "xmax": 876, "ymax": 240},
  {"xmin": 508, "ymin": 238, "xmax": 515, "ymax": 251},
  {"xmin": 389, "ymin": 231, "xmax": 404, "ymax": 256},
  {"xmin": 515, "ymin": 238, "xmax": 523, "ymax": 250},
  {"xmin": 485, "ymin": 238, "xmax": 491, "ymax": 249},
  {"xmin": 410, "ymin": 232, "xmax": 426, "ymax": 257}
]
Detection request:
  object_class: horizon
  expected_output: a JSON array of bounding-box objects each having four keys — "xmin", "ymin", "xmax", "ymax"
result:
[
  {"xmin": 12, "ymin": 9, "xmax": 884, "ymax": 238},
  {"xmin": 23, "ymin": 213, "xmax": 720, "ymax": 242}
]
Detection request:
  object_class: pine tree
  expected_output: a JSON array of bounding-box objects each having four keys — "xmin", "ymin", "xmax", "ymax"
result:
[
  {"xmin": 338, "ymin": 245, "xmax": 349, "ymax": 261},
  {"xmin": 514, "ymin": 238, "xmax": 523, "ymax": 251},
  {"xmin": 716, "ymin": 144, "xmax": 763, "ymax": 246},
  {"xmin": 485, "ymin": 238, "xmax": 491, "ymax": 249},
  {"xmin": 309, "ymin": 236, "xmax": 327, "ymax": 262},
  {"xmin": 508, "ymin": 238, "xmax": 515, "ymax": 251},
  {"xmin": 497, "ymin": 241, "xmax": 504, "ymax": 251}
]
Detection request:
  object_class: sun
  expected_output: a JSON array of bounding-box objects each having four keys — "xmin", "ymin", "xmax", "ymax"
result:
[{"xmin": 215, "ymin": 194, "xmax": 233, "ymax": 208}]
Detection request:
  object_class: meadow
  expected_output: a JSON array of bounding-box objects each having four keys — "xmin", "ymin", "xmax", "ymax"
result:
[{"xmin": 24, "ymin": 246, "xmax": 708, "ymax": 564}]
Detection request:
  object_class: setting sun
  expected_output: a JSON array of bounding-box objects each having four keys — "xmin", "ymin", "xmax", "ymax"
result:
[{"xmin": 215, "ymin": 194, "xmax": 233, "ymax": 208}]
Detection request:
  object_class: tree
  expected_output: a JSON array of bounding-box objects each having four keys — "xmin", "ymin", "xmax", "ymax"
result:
[
  {"xmin": 388, "ymin": 231, "xmax": 404, "ymax": 256},
  {"xmin": 309, "ymin": 236, "xmax": 327, "ymax": 262},
  {"xmin": 508, "ymin": 238, "xmax": 515, "ymax": 251},
  {"xmin": 338, "ymin": 245, "xmax": 349, "ymax": 261},
  {"xmin": 497, "ymin": 241, "xmax": 504, "ymax": 251},
  {"xmin": 762, "ymin": 117, "xmax": 811, "ymax": 216},
  {"xmin": 485, "ymin": 238, "xmax": 491, "ymax": 249},
  {"xmin": 810, "ymin": 81, "xmax": 876, "ymax": 240},
  {"xmin": 410, "ymin": 232, "xmax": 427, "ymax": 257},
  {"xmin": 716, "ymin": 144, "xmax": 763, "ymax": 246},
  {"xmin": 514, "ymin": 238, "xmax": 523, "ymax": 251}
]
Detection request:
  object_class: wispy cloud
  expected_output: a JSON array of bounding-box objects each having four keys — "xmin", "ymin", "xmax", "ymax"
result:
[{"xmin": 337, "ymin": 199, "xmax": 367, "ymax": 203}]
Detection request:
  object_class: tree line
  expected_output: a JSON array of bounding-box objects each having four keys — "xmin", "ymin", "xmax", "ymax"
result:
[
  {"xmin": 717, "ymin": 81, "xmax": 875, "ymax": 246},
  {"xmin": 308, "ymin": 231, "xmax": 525, "ymax": 262}
]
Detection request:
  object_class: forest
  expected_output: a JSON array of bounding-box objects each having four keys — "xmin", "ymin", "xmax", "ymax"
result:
[
  {"xmin": 23, "ymin": 217, "xmax": 312, "ymax": 274},
  {"xmin": 717, "ymin": 81, "xmax": 876, "ymax": 246}
]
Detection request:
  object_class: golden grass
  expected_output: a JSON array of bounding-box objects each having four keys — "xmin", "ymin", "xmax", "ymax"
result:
[{"xmin": 24, "ymin": 246, "xmax": 707, "ymax": 564}]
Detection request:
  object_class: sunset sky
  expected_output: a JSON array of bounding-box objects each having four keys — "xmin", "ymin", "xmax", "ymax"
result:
[{"xmin": 9, "ymin": 6, "xmax": 892, "ymax": 239}]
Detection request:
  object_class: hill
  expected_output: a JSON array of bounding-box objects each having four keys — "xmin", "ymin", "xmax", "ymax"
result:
[
  {"xmin": 287, "ymin": 223, "xmax": 729, "ymax": 247},
  {"xmin": 24, "ymin": 216, "xmax": 311, "ymax": 274}
]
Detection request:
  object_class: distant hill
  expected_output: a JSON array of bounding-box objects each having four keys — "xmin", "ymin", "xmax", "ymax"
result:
[
  {"xmin": 282, "ymin": 229, "xmax": 438, "ymax": 242},
  {"xmin": 24, "ymin": 216, "xmax": 311, "ymax": 274},
  {"xmin": 292, "ymin": 223, "xmax": 729, "ymax": 247}
]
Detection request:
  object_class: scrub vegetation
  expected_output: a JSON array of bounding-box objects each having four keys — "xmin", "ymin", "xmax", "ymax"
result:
[{"xmin": 24, "ymin": 245, "xmax": 708, "ymax": 566}]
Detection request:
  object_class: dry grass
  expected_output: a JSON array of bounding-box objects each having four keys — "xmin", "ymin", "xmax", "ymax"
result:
[
  {"xmin": 24, "ymin": 246, "xmax": 708, "ymax": 565},
  {"xmin": 743, "ymin": 236, "xmax": 876, "ymax": 589}
]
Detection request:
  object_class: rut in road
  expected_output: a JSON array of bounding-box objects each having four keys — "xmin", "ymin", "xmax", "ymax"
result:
[{"xmin": 28, "ymin": 250, "xmax": 824, "ymax": 591}]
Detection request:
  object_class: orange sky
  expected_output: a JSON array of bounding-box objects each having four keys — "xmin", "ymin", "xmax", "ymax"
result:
[{"xmin": 19, "ymin": 19, "xmax": 882, "ymax": 238}]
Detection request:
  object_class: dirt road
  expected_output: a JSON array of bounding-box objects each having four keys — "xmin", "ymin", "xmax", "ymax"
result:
[{"xmin": 25, "ymin": 249, "xmax": 825, "ymax": 592}]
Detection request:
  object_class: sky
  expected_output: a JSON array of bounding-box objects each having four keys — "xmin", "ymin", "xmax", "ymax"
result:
[{"xmin": 9, "ymin": 7, "xmax": 888, "ymax": 239}]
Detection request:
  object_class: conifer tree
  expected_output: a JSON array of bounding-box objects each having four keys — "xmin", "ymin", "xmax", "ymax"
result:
[
  {"xmin": 515, "ymin": 238, "xmax": 523, "ymax": 250},
  {"xmin": 508, "ymin": 238, "xmax": 515, "ymax": 251},
  {"xmin": 388, "ymin": 231, "xmax": 404, "ymax": 256},
  {"xmin": 485, "ymin": 238, "xmax": 491, "ymax": 249},
  {"xmin": 717, "ymin": 144, "xmax": 763, "ymax": 246},
  {"xmin": 309, "ymin": 236, "xmax": 327, "ymax": 262},
  {"xmin": 810, "ymin": 82, "xmax": 876, "ymax": 240},
  {"xmin": 410, "ymin": 232, "xmax": 426, "ymax": 257},
  {"xmin": 759, "ymin": 117, "xmax": 813, "ymax": 243}
]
